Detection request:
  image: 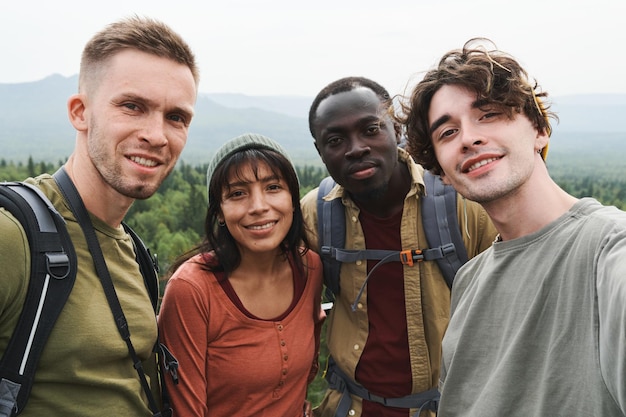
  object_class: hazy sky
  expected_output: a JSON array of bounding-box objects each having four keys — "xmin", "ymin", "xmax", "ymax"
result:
[{"xmin": 2, "ymin": 0, "xmax": 625, "ymax": 98}]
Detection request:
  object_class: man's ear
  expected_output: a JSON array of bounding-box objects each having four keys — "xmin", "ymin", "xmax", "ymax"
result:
[
  {"xmin": 67, "ymin": 94, "xmax": 88, "ymax": 131},
  {"xmin": 394, "ymin": 123, "xmax": 402, "ymax": 144},
  {"xmin": 535, "ymin": 127, "xmax": 550, "ymax": 158}
]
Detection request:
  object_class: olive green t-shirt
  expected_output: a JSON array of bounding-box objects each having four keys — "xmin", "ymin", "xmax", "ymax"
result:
[{"xmin": 0, "ymin": 174, "xmax": 159, "ymax": 416}]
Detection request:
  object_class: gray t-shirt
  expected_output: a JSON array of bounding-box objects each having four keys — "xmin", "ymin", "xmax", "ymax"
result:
[{"xmin": 439, "ymin": 198, "xmax": 626, "ymax": 417}]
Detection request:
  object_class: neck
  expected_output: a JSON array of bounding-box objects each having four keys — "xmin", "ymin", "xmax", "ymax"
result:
[
  {"xmin": 484, "ymin": 172, "xmax": 578, "ymax": 241},
  {"xmin": 63, "ymin": 155, "xmax": 133, "ymax": 228},
  {"xmin": 235, "ymin": 249, "xmax": 290, "ymax": 280}
]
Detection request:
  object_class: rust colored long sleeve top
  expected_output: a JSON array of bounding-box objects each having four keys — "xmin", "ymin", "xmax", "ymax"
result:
[{"xmin": 158, "ymin": 250, "xmax": 325, "ymax": 417}]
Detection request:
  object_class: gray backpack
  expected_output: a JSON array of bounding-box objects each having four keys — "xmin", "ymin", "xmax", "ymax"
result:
[{"xmin": 316, "ymin": 170, "xmax": 468, "ymax": 306}]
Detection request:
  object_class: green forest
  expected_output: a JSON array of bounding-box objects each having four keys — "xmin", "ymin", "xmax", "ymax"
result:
[{"xmin": 1, "ymin": 155, "xmax": 625, "ymax": 405}]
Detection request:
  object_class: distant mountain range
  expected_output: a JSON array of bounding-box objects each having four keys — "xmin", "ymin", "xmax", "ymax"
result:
[{"xmin": 1, "ymin": 74, "xmax": 625, "ymax": 166}]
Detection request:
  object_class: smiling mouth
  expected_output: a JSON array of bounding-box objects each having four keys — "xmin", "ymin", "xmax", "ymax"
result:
[
  {"xmin": 129, "ymin": 156, "xmax": 158, "ymax": 167},
  {"xmin": 466, "ymin": 157, "xmax": 500, "ymax": 173},
  {"xmin": 247, "ymin": 221, "xmax": 276, "ymax": 230}
]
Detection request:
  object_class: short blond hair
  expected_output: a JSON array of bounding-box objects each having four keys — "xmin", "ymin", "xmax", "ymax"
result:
[{"xmin": 79, "ymin": 15, "xmax": 199, "ymax": 93}]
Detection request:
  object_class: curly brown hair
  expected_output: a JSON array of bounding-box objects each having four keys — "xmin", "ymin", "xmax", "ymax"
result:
[{"xmin": 398, "ymin": 38, "xmax": 556, "ymax": 175}]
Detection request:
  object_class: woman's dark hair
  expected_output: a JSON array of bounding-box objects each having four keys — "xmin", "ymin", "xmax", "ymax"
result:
[{"xmin": 168, "ymin": 147, "xmax": 309, "ymax": 277}]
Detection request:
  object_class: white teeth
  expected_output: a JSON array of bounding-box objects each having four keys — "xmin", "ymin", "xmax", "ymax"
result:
[
  {"xmin": 130, "ymin": 156, "xmax": 157, "ymax": 167},
  {"xmin": 248, "ymin": 222, "xmax": 276, "ymax": 230},
  {"xmin": 468, "ymin": 158, "xmax": 498, "ymax": 172}
]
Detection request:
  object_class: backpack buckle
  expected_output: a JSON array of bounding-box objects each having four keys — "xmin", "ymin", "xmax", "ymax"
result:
[
  {"xmin": 400, "ymin": 249, "xmax": 423, "ymax": 266},
  {"xmin": 320, "ymin": 246, "xmax": 333, "ymax": 258},
  {"xmin": 46, "ymin": 252, "xmax": 71, "ymax": 279}
]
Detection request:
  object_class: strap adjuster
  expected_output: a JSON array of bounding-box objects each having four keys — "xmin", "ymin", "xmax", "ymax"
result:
[{"xmin": 400, "ymin": 249, "xmax": 423, "ymax": 266}]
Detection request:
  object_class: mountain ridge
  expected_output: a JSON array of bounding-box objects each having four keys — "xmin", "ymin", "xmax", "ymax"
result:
[{"xmin": 1, "ymin": 74, "xmax": 625, "ymax": 165}]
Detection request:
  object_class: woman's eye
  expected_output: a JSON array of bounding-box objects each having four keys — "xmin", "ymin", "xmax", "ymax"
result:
[{"xmin": 227, "ymin": 190, "xmax": 244, "ymax": 199}]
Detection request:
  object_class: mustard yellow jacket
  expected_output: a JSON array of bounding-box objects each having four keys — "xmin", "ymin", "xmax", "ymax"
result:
[{"xmin": 300, "ymin": 148, "xmax": 497, "ymax": 417}]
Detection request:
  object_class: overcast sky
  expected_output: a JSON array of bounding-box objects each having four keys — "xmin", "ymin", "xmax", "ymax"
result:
[{"xmin": 2, "ymin": 0, "xmax": 625, "ymax": 98}]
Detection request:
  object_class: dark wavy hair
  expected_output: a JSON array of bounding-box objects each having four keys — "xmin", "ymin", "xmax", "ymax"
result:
[
  {"xmin": 398, "ymin": 38, "xmax": 557, "ymax": 175},
  {"xmin": 168, "ymin": 147, "xmax": 309, "ymax": 276}
]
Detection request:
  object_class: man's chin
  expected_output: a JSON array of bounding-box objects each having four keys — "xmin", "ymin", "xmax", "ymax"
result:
[
  {"xmin": 120, "ymin": 183, "xmax": 159, "ymax": 200},
  {"xmin": 349, "ymin": 182, "xmax": 388, "ymax": 202}
]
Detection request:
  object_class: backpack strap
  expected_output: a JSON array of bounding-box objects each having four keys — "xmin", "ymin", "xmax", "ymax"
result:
[
  {"xmin": 123, "ymin": 224, "xmax": 160, "ymax": 312},
  {"xmin": 317, "ymin": 176, "xmax": 344, "ymax": 302},
  {"xmin": 123, "ymin": 223, "xmax": 179, "ymax": 411},
  {"xmin": 53, "ymin": 167, "xmax": 172, "ymax": 417},
  {"xmin": 421, "ymin": 170, "xmax": 468, "ymax": 288},
  {"xmin": 325, "ymin": 356, "xmax": 439, "ymax": 415},
  {"xmin": 0, "ymin": 182, "xmax": 77, "ymax": 417},
  {"xmin": 315, "ymin": 170, "xmax": 469, "ymax": 309}
]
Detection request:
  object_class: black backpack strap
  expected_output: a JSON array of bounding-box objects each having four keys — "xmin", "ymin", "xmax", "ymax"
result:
[
  {"xmin": 52, "ymin": 168, "xmax": 169, "ymax": 417},
  {"xmin": 123, "ymin": 223, "xmax": 178, "ymax": 412},
  {"xmin": 421, "ymin": 170, "xmax": 468, "ymax": 288},
  {"xmin": 317, "ymin": 176, "xmax": 344, "ymax": 301},
  {"xmin": 0, "ymin": 182, "xmax": 76, "ymax": 417},
  {"xmin": 123, "ymin": 224, "xmax": 159, "ymax": 312}
]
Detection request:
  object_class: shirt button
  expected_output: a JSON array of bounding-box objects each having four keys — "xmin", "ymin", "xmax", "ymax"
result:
[
  {"xmin": 356, "ymin": 260, "xmax": 362, "ymax": 266},
  {"xmin": 351, "ymin": 216, "xmax": 357, "ymax": 223},
  {"xmin": 353, "ymin": 344, "xmax": 359, "ymax": 350},
  {"xmin": 349, "ymin": 410, "xmax": 356, "ymax": 416},
  {"xmin": 280, "ymin": 340, "xmax": 286, "ymax": 346},
  {"xmin": 282, "ymin": 369, "xmax": 288, "ymax": 375},
  {"xmin": 277, "ymin": 324, "xmax": 283, "ymax": 331},
  {"xmin": 283, "ymin": 354, "xmax": 288, "ymax": 361},
  {"xmin": 357, "ymin": 303, "xmax": 363, "ymax": 309}
]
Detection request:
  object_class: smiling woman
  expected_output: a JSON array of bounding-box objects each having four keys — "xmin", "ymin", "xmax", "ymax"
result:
[{"xmin": 157, "ymin": 133, "xmax": 325, "ymax": 417}]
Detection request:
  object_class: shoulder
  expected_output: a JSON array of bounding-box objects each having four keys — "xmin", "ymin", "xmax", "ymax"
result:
[
  {"xmin": 23, "ymin": 174, "xmax": 72, "ymax": 220},
  {"xmin": 399, "ymin": 148, "xmax": 426, "ymax": 187},
  {"xmin": 0, "ymin": 203, "xmax": 30, "ymax": 309},
  {"xmin": 300, "ymin": 187, "xmax": 319, "ymax": 211},
  {"xmin": 569, "ymin": 199, "xmax": 626, "ymax": 248},
  {"xmin": 455, "ymin": 197, "xmax": 499, "ymax": 256},
  {"xmin": 166, "ymin": 253, "xmax": 218, "ymax": 291},
  {"xmin": 0, "ymin": 202, "xmax": 29, "ymax": 243},
  {"xmin": 304, "ymin": 248, "xmax": 322, "ymax": 269}
]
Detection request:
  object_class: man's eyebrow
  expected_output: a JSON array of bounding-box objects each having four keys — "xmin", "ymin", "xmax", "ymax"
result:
[
  {"xmin": 429, "ymin": 98, "xmax": 491, "ymax": 135},
  {"xmin": 117, "ymin": 93, "xmax": 194, "ymax": 120},
  {"xmin": 429, "ymin": 115, "xmax": 450, "ymax": 135},
  {"xmin": 473, "ymin": 99, "xmax": 490, "ymax": 109}
]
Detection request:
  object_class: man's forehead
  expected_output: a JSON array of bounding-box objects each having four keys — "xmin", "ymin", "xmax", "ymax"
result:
[{"xmin": 317, "ymin": 87, "xmax": 385, "ymax": 118}]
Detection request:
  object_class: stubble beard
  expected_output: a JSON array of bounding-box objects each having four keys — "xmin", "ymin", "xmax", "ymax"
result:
[
  {"xmin": 350, "ymin": 182, "xmax": 389, "ymax": 202},
  {"xmin": 87, "ymin": 121, "xmax": 165, "ymax": 200},
  {"xmin": 460, "ymin": 174, "xmax": 524, "ymax": 205}
]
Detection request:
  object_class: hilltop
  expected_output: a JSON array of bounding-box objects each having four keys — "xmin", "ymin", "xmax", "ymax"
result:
[{"xmin": 1, "ymin": 74, "xmax": 625, "ymax": 167}]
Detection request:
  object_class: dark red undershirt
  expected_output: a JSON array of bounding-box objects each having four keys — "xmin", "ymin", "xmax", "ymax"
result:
[{"xmin": 356, "ymin": 207, "xmax": 412, "ymax": 416}]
